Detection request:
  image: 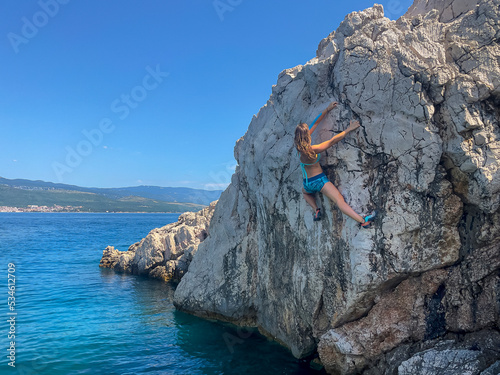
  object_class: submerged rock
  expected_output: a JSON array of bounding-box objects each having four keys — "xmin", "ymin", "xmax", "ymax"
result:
[
  {"xmin": 173, "ymin": 0, "xmax": 500, "ymax": 373},
  {"xmin": 99, "ymin": 201, "xmax": 216, "ymax": 282}
]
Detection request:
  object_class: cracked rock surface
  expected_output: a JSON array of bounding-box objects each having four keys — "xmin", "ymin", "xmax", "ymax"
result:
[
  {"xmin": 99, "ymin": 201, "xmax": 216, "ymax": 282},
  {"xmin": 173, "ymin": 0, "xmax": 500, "ymax": 373}
]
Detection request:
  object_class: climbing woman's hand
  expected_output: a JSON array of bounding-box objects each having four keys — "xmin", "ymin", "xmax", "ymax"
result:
[
  {"xmin": 346, "ymin": 120, "xmax": 360, "ymax": 133},
  {"xmin": 326, "ymin": 101, "xmax": 338, "ymax": 112}
]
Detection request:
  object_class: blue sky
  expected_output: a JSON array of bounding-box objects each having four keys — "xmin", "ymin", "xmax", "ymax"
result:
[{"xmin": 1, "ymin": 0, "xmax": 413, "ymax": 189}]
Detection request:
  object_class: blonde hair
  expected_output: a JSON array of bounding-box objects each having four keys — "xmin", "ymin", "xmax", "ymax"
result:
[{"xmin": 294, "ymin": 123, "xmax": 316, "ymax": 161}]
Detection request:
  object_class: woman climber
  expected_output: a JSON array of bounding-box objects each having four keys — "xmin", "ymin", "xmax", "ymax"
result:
[{"xmin": 294, "ymin": 101, "xmax": 376, "ymax": 228}]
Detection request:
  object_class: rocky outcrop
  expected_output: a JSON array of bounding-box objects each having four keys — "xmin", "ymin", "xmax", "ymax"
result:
[
  {"xmin": 363, "ymin": 329, "xmax": 500, "ymax": 375},
  {"xmin": 99, "ymin": 201, "xmax": 217, "ymax": 282},
  {"xmin": 404, "ymin": 0, "xmax": 481, "ymax": 22},
  {"xmin": 173, "ymin": 0, "xmax": 500, "ymax": 374},
  {"xmin": 318, "ymin": 242, "xmax": 500, "ymax": 374}
]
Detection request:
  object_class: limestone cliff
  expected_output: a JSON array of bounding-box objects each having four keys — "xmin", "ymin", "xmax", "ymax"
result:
[
  {"xmin": 173, "ymin": 0, "xmax": 500, "ymax": 373},
  {"xmin": 99, "ymin": 202, "xmax": 216, "ymax": 282}
]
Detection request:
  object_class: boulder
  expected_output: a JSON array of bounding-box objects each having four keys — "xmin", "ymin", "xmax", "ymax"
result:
[
  {"xmin": 99, "ymin": 201, "xmax": 217, "ymax": 282},
  {"xmin": 173, "ymin": 0, "xmax": 500, "ymax": 373}
]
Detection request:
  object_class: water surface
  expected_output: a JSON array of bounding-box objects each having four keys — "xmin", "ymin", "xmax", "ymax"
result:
[{"xmin": 1, "ymin": 213, "xmax": 321, "ymax": 374}]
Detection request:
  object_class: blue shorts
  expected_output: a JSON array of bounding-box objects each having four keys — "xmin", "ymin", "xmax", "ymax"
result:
[{"xmin": 303, "ymin": 173, "xmax": 329, "ymax": 194}]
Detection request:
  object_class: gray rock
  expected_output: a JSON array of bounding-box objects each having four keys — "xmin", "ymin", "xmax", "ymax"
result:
[
  {"xmin": 398, "ymin": 349, "xmax": 485, "ymax": 375},
  {"xmin": 99, "ymin": 201, "xmax": 216, "ymax": 282},
  {"xmin": 173, "ymin": 0, "xmax": 500, "ymax": 373},
  {"xmin": 404, "ymin": 0, "xmax": 481, "ymax": 22},
  {"xmin": 481, "ymin": 361, "xmax": 500, "ymax": 375},
  {"xmin": 363, "ymin": 330, "xmax": 500, "ymax": 375}
]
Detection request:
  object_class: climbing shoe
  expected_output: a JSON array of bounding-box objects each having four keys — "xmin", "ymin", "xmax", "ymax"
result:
[
  {"xmin": 361, "ymin": 210, "xmax": 377, "ymax": 229},
  {"xmin": 313, "ymin": 208, "xmax": 322, "ymax": 221}
]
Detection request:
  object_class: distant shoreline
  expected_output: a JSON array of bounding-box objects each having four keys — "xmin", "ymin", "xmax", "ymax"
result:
[{"xmin": 0, "ymin": 203, "xmax": 205, "ymax": 214}]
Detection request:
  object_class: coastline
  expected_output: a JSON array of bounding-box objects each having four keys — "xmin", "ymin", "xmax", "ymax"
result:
[{"xmin": 2, "ymin": 213, "xmax": 310, "ymax": 374}]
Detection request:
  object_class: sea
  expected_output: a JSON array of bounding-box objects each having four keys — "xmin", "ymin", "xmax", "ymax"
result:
[{"xmin": 0, "ymin": 213, "xmax": 322, "ymax": 375}]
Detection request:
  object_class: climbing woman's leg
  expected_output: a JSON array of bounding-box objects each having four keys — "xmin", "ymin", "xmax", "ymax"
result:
[
  {"xmin": 320, "ymin": 182, "xmax": 365, "ymax": 224},
  {"xmin": 302, "ymin": 189, "xmax": 318, "ymax": 210}
]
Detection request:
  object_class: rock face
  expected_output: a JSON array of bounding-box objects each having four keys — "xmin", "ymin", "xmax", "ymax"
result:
[
  {"xmin": 174, "ymin": 0, "xmax": 500, "ymax": 374},
  {"xmin": 404, "ymin": 0, "xmax": 481, "ymax": 22},
  {"xmin": 99, "ymin": 201, "xmax": 217, "ymax": 282}
]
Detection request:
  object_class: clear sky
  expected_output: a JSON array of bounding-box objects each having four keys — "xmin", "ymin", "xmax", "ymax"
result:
[{"xmin": 1, "ymin": 0, "xmax": 413, "ymax": 189}]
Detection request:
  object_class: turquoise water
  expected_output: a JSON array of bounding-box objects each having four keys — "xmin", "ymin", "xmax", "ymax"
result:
[{"xmin": 1, "ymin": 213, "xmax": 321, "ymax": 375}]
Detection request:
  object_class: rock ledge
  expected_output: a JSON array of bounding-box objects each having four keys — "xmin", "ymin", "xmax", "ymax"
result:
[{"xmin": 99, "ymin": 201, "xmax": 217, "ymax": 282}]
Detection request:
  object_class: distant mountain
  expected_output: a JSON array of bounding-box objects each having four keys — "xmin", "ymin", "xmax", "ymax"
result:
[
  {"xmin": 88, "ymin": 185, "xmax": 222, "ymax": 206},
  {"xmin": 0, "ymin": 177, "xmax": 222, "ymax": 212}
]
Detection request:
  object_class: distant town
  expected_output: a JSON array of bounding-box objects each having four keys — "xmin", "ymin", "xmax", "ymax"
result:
[
  {"xmin": 0, "ymin": 177, "xmax": 220, "ymax": 213},
  {"xmin": 0, "ymin": 205, "xmax": 84, "ymax": 213}
]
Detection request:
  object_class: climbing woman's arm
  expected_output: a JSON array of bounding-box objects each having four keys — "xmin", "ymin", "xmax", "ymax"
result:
[
  {"xmin": 311, "ymin": 132, "xmax": 347, "ymax": 153},
  {"xmin": 309, "ymin": 101, "xmax": 338, "ymax": 134},
  {"xmin": 308, "ymin": 113, "xmax": 322, "ymax": 135},
  {"xmin": 311, "ymin": 120, "xmax": 360, "ymax": 153}
]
